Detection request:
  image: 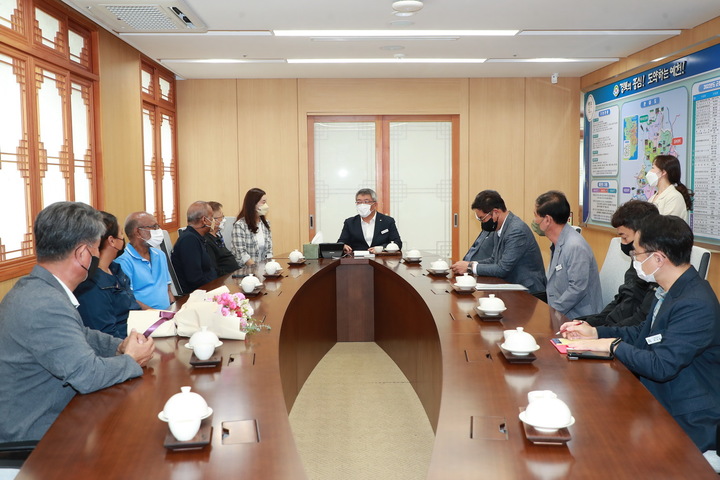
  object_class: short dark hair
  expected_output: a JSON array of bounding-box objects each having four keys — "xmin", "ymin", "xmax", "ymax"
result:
[
  {"xmin": 535, "ymin": 190, "xmax": 570, "ymax": 224},
  {"xmin": 35, "ymin": 202, "xmax": 104, "ymax": 262},
  {"xmin": 611, "ymin": 200, "xmax": 658, "ymax": 231},
  {"xmin": 636, "ymin": 215, "xmax": 692, "ymax": 266},
  {"xmin": 471, "ymin": 190, "xmax": 507, "ymax": 213}
]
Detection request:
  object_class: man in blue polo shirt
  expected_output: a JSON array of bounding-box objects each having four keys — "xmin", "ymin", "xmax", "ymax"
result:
[{"xmin": 115, "ymin": 212, "xmax": 175, "ymax": 309}]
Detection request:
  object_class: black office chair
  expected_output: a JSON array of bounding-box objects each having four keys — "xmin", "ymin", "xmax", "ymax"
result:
[{"xmin": 0, "ymin": 440, "xmax": 37, "ymax": 471}]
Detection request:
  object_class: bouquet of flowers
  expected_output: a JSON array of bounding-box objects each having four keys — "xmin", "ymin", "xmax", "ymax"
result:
[{"xmin": 209, "ymin": 292, "xmax": 270, "ymax": 334}]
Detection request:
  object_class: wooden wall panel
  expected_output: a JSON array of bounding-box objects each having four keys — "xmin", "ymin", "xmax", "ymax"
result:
[
  {"xmin": 524, "ymin": 77, "xmax": 582, "ymax": 263},
  {"xmin": 176, "ymin": 79, "xmax": 239, "ymax": 223},
  {"xmin": 235, "ymin": 79, "xmax": 300, "ymax": 255},
  {"xmin": 97, "ymin": 29, "xmax": 144, "ymax": 222},
  {"xmin": 466, "ymin": 78, "xmax": 526, "ymax": 254}
]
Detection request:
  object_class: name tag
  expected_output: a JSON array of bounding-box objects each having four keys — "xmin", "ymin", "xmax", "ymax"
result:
[
  {"xmin": 646, "ymin": 334, "xmax": 662, "ymax": 345},
  {"xmin": 381, "ymin": 228, "xmax": 389, "ymax": 234},
  {"xmin": 555, "ymin": 264, "xmax": 563, "ymax": 271}
]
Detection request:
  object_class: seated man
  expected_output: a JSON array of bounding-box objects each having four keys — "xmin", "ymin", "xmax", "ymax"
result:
[
  {"xmin": 534, "ymin": 190, "xmax": 603, "ymax": 318},
  {"xmin": 172, "ymin": 201, "xmax": 218, "ymax": 293},
  {"xmin": 451, "ymin": 190, "xmax": 545, "ymax": 295},
  {"xmin": 205, "ymin": 201, "xmax": 240, "ymax": 276},
  {"xmin": 115, "ymin": 211, "xmax": 175, "ymax": 309},
  {"xmin": 0, "ymin": 202, "xmax": 155, "ymax": 443},
  {"xmin": 581, "ymin": 200, "xmax": 658, "ymax": 327},
  {"xmin": 338, "ymin": 188, "xmax": 402, "ymax": 254},
  {"xmin": 561, "ymin": 214, "xmax": 720, "ymax": 458}
]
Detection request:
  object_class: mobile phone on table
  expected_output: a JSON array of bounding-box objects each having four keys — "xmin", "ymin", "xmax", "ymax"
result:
[{"xmin": 567, "ymin": 350, "xmax": 614, "ymax": 360}]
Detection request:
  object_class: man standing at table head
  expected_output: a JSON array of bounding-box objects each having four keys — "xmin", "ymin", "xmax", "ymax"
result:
[
  {"xmin": 451, "ymin": 190, "xmax": 545, "ymax": 296},
  {"xmin": 534, "ymin": 190, "xmax": 603, "ymax": 318},
  {"xmin": 0, "ymin": 202, "xmax": 155, "ymax": 443},
  {"xmin": 338, "ymin": 188, "xmax": 403, "ymax": 255},
  {"xmin": 171, "ymin": 201, "xmax": 218, "ymax": 293},
  {"xmin": 561, "ymin": 215, "xmax": 720, "ymax": 459},
  {"xmin": 116, "ymin": 211, "xmax": 175, "ymax": 309}
]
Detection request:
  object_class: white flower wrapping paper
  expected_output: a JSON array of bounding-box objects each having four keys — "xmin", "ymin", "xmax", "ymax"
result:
[{"xmin": 127, "ymin": 310, "xmax": 177, "ymax": 337}]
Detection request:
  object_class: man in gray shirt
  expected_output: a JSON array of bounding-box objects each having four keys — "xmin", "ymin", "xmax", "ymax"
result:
[{"xmin": 0, "ymin": 202, "xmax": 155, "ymax": 443}]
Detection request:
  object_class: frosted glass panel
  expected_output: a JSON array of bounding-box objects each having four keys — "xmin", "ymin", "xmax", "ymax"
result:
[
  {"xmin": 141, "ymin": 69, "xmax": 152, "ymax": 95},
  {"xmin": 35, "ymin": 8, "xmax": 61, "ymax": 50},
  {"xmin": 389, "ymin": 122, "xmax": 452, "ymax": 256},
  {"xmin": 0, "ymin": 0, "xmax": 20, "ymax": 31},
  {"xmin": 142, "ymin": 108, "xmax": 156, "ymax": 215},
  {"xmin": 159, "ymin": 76, "xmax": 171, "ymax": 102},
  {"xmin": 71, "ymin": 82, "xmax": 91, "ymax": 204},
  {"xmin": 160, "ymin": 113, "xmax": 175, "ymax": 223},
  {"xmin": 0, "ymin": 53, "xmax": 30, "ymax": 260},
  {"xmin": 37, "ymin": 69, "xmax": 68, "ymax": 206},
  {"xmin": 68, "ymin": 30, "xmax": 86, "ymax": 65},
  {"xmin": 313, "ymin": 122, "xmax": 376, "ymax": 243}
]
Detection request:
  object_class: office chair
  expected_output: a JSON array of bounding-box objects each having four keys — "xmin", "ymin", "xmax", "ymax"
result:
[
  {"xmin": 690, "ymin": 245, "xmax": 711, "ymax": 280},
  {"xmin": 159, "ymin": 230, "xmax": 185, "ymax": 297},
  {"xmin": 599, "ymin": 237, "xmax": 631, "ymax": 306},
  {"xmin": 0, "ymin": 440, "xmax": 37, "ymax": 479}
]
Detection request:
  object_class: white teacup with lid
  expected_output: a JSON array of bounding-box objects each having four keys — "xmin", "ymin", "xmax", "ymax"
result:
[
  {"xmin": 477, "ymin": 294, "xmax": 506, "ymax": 315},
  {"xmin": 289, "ymin": 249, "xmax": 304, "ymax": 263},
  {"xmin": 188, "ymin": 326, "xmax": 220, "ymax": 360},
  {"xmin": 406, "ymin": 249, "xmax": 422, "ymax": 259},
  {"xmin": 385, "ymin": 241, "xmax": 399, "ymax": 253},
  {"xmin": 431, "ymin": 259, "xmax": 449, "ymax": 270},
  {"xmin": 456, "ymin": 273, "xmax": 477, "ymax": 287},
  {"xmin": 158, "ymin": 386, "xmax": 212, "ymax": 441},
  {"xmin": 502, "ymin": 327, "xmax": 539, "ymax": 355},
  {"xmin": 265, "ymin": 259, "xmax": 281, "ymax": 275},
  {"xmin": 522, "ymin": 392, "xmax": 574, "ymax": 432},
  {"xmin": 240, "ymin": 274, "xmax": 261, "ymax": 293}
]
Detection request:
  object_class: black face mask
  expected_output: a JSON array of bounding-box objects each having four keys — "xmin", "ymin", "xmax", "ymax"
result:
[
  {"xmin": 113, "ymin": 238, "xmax": 126, "ymax": 259},
  {"xmin": 481, "ymin": 217, "xmax": 498, "ymax": 232},
  {"xmin": 620, "ymin": 240, "xmax": 634, "ymax": 257},
  {"xmin": 84, "ymin": 254, "xmax": 100, "ymax": 279}
]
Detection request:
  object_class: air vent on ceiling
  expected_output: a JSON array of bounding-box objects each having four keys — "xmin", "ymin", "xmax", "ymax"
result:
[{"xmin": 68, "ymin": 0, "xmax": 207, "ymax": 33}]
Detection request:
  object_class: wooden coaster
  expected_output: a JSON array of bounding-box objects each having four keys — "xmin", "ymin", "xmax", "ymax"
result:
[
  {"xmin": 189, "ymin": 352, "xmax": 222, "ymax": 367},
  {"xmin": 164, "ymin": 424, "xmax": 213, "ymax": 450},
  {"xmin": 518, "ymin": 408, "xmax": 571, "ymax": 445},
  {"xmin": 497, "ymin": 343, "xmax": 537, "ymax": 363}
]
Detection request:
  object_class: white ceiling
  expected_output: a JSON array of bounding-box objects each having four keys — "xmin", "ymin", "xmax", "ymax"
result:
[{"xmin": 63, "ymin": 0, "xmax": 720, "ymax": 80}]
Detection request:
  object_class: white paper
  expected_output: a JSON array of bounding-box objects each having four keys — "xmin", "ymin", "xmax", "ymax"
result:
[
  {"xmin": 474, "ymin": 283, "xmax": 528, "ymax": 291},
  {"xmin": 311, "ymin": 232, "xmax": 324, "ymax": 244}
]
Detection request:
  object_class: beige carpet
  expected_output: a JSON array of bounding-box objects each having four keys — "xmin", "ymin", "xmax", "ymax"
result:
[{"xmin": 289, "ymin": 342, "xmax": 435, "ymax": 480}]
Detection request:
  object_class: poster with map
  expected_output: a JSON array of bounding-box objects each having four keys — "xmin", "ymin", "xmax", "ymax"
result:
[{"xmin": 583, "ymin": 42, "xmax": 720, "ymax": 245}]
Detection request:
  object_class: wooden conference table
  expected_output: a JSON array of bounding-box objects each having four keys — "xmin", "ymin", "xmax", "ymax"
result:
[{"xmin": 17, "ymin": 255, "xmax": 717, "ymax": 479}]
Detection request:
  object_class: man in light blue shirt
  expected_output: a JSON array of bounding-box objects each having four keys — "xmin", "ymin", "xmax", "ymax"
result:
[{"xmin": 115, "ymin": 212, "xmax": 174, "ymax": 309}]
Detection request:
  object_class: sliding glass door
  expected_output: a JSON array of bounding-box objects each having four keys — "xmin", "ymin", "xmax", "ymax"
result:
[{"xmin": 309, "ymin": 115, "xmax": 459, "ymax": 258}]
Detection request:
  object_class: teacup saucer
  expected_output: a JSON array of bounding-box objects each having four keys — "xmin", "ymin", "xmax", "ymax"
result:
[
  {"xmin": 500, "ymin": 343, "xmax": 540, "ymax": 356},
  {"xmin": 453, "ymin": 283, "xmax": 476, "ymax": 292},
  {"xmin": 519, "ymin": 411, "xmax": 575, "ymax": 432},
  {"xmin": 158, "ymin": 407, "xmax": 213, "ymax": 422},
  {"xmin": 427, "ymin": 268, "xmax": 449, "ymax": 276},
  {"xmin": 184, "ymin": 341, "xmax": 223, "ymax": 349}
]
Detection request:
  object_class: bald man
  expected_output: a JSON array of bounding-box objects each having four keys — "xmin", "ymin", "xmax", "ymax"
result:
[
  {"xmin": 115, "ymin": 211, "xmax": 175, "ymax": 309},
  {"xmin": 171, "ymin": 201, "xmax": 218, "ymax": 293}
]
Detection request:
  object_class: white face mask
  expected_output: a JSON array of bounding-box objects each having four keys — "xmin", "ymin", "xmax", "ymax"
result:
[
  {"xmin": 147, "ymin": 229, "xmax": 165, "ymax": 248},
  {"xmin": 218, "ymin": 218, "xmax": 227, "ymax": 231},
  {"xmin": 257, "ymin": 203, "xmax": 269, "ymax": 216},
  {"xmin": 633, "ymin": 254, "xmax": 659, "ymax": 283},
  {"xmin": 357, "ymin": 203, "xmax": 372, "ymax": 218},
  {"xmin": 645, "ymin": 171, "xmax": 659, "ymax": 188}
]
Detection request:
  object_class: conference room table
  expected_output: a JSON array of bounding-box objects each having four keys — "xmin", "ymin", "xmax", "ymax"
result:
[{"xmin": 16, "ymin": 254, "xmax": 717, "ymax": 479}]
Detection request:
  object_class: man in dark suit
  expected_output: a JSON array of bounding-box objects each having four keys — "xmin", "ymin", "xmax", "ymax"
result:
[
  {"xmin": 561, "ymin": 214, "xmax": 720, "ymax": 456},
  {"xmin": 172, "ymin": 201, "xmax": 218, "ymax": 293},
  {"xmin": 338, "ymin": 188, "xmax": 402, "ymax": 254},
  {"xmin": 451, "ymin": 190, "xmax": 545, "ymax": 295}
]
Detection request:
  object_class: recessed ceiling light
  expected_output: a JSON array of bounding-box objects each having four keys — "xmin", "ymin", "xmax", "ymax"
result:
[
  {"xmin": 381, "ymin": 45, "xmax": 405, "ymax": 51},
  {"xmin": 274, "ymin": 30, "xmax": 518, "ymax": 37},
  {"xmin": 393, "ymin": 11, "xmax": 414, "ymax": 17},
  {"xmin": 288, "ymin": 58, "xmax": 486, "ymax": 64},
  {"xmin": 392, "ymin": 0, "xmax": 424, "ymax": 13},
  {"xmin": 518, "ymin": 30, "xmax": 681, "ymax": 36}
]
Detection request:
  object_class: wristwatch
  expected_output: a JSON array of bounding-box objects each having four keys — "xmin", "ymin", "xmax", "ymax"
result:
[
  {"xmin": 467, "ymin": 262, "xmax": 475, "ymax": 274},
  {"xmin": 610, "ymin": 338, "xmax": 622, "ymax": 356}
]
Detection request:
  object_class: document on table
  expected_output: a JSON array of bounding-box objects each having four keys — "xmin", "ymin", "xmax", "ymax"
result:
[{"xmin": 474, "ymin": 283, "xmax": 528, "ymax": 291}]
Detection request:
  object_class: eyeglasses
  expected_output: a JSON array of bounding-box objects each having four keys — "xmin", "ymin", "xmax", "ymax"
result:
[
  {"xmin": 138, "ymin": 224, "xmax": 160, "ymax": 230},
  {"xmin": 479, "ymin": 212, "xmax": 492, "ymax": 222},
  {"xmin": 355, "ymin": 200, "xmax": 376, "ymax": 205},
  {"xmin": 213, "ymin": 215, "xmax": 224, "ymax": 221},
  {"xmin": 630, "ymin": 250, "xmax": 656, "ymax": 260}
]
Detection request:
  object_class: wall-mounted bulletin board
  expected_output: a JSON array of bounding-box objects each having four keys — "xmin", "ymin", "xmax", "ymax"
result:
[{"xmin": 582, "ymin": 42, "xmax": 720, "ymax": 245}]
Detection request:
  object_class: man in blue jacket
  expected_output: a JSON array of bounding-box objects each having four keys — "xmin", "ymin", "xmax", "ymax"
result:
[{"xmin": 561, "ymin": 214, "xmax": 720, "ymax": 458}]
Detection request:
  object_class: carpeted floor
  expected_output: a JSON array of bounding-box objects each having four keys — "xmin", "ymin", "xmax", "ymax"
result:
[{"xmin": 288, "ymin": 342, "xmax": 435, "ymax": 480}]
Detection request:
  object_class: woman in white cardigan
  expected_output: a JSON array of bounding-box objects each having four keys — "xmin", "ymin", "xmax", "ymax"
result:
[{"xmin": 645, "ymin": 154, "xmax": 693, "ymax": 222}]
